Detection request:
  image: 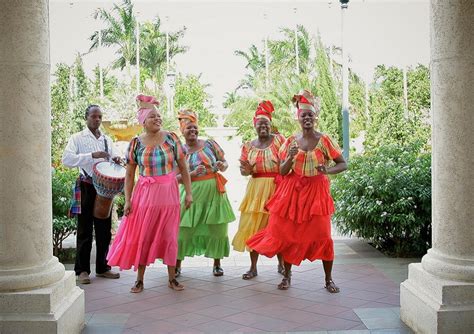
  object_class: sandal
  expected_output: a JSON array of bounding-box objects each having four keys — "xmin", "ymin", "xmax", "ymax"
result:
[
  {"xmin": 242, "ymin": 270, "xmax": 258, "ymax": 280},
  {"xmin": 325, "ymin": 279, "xmax": 340, "ymax": 293},
  {"xmin": 277, "ymin": 264, "xmax": 285, "ymax": 276},
  {"xmin": 277, "ymin": 271, "xmax": 291, "ymax": 290},
  {"xmin": 130, "ymin": 280, "xmax": 144, "ymax": 293},
  {"xmin": 168, "ymin": 278, "xmax": 184, "ymax": 291},
  {"xmin": 175, "ymin": 267, "xmax": 181, "ymax": 278},
  {"xmin": 213, "ymin": 266, "xmax": 224, "ymax": 277}
]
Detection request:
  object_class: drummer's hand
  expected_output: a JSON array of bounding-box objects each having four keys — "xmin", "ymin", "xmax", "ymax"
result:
[
  {"xmin": 112, "ymin": 156, "xmax": 123, "ymax": 164},
  {"xmin": 92, "ymin": 151, "xmax": 110, "ymax": 159},
  {"xmin": 184, "ymin": 193, "xmax": 193, "ymax": 209},
  {"xmin": 123, "ymin": 201, "xmax": 132, "ymax": 216}
]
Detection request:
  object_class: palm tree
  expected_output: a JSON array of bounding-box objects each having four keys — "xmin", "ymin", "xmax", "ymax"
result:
[
  {"xmin": 222, "ymin": 91, "xmax": 237, "ymax": 108},
  {"xmin": 269, "ymin": 25, "xmax": 312, "ymax": 75},
  {"xmin": 234, "ymin": 44, "xmax": 265, "ymax": 88},
  {"xmin": 89, "ymin": 0, "xmax": 136, "ymax": 75},
  {"xmin": 139, "ymin": 17, "xmax": 188, "ymax": 91}
]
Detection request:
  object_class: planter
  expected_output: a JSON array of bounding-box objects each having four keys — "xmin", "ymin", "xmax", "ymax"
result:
[
  {"xmin": 102, "ymin": 120, "xmax": 143, "ymax": 142},
  {"xmin": 203, "ymin": 126, "xmax": 238, "ymax": 138}
]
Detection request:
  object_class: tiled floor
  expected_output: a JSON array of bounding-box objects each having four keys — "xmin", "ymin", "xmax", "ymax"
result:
[{"xmin": 70, "ymin": 239, "xmax": 418, "ymax": 333}]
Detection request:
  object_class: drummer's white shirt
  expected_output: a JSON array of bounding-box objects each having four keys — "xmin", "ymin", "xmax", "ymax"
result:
[{"xmin": 62, "ymin": 128, "xmax": 116, "ymax": 177}]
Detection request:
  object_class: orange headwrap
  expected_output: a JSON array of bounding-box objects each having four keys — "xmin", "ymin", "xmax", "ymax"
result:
[
  {"xmin": 177, "ymin": 109, "xmax": 198, "ymax": 133},
  {"xmin": 292, "ymin": 89, "xmax": 319, "ymax": 116},
  {"xmin": 253, "ymin": 100, "xmax": 274, "ymax": 126},
  {"xmin": 136, "ymin": 94, "xmax": 159, "ymax": 124}
]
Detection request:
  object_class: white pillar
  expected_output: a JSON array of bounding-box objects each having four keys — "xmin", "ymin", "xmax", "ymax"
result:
[
  {"xmin": 0, "ymin": 1, "xmax": 84, "ymax": 333},
  {"xmin": 400, "ymin": 1, "xmax": 474, "ymax": 333}
]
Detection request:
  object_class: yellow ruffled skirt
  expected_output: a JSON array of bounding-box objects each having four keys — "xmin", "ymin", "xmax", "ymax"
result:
[{"xmin": 232, "ymin": 177, "xmax": 276, "ymax": 252}]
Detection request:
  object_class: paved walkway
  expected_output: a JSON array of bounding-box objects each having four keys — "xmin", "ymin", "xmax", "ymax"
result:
[
  {"xmin": 69, "ymin": 239, "xmax": 417, "ymax": 334},
  {"xmin": 67, "ymin": 137, "xmax": 417, "ymax": 333}
]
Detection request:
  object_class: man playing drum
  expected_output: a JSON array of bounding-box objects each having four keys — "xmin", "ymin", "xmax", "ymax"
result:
[{"xmin": 62, "ymin": 105, "xmax": 121, "ymax": 284}]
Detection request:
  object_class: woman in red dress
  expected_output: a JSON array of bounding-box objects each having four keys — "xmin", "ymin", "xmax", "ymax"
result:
[{"xmin": 247, "ymin": 90, "xmax": 347, "ymax": 292}]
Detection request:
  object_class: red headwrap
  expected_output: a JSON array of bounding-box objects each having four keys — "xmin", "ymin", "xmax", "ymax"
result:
[
  {"xmin": 292, "ymin": 89, "xmax": 319, "ymax": 116},
  {"xmin": 253, "ymin": 100, "xmax": 274, "ymax": 126},
  {"xmin": 177, "ymin": 109, "xmax": 198, "ymax": 133},
  {"xmin": 136, "ymin": 94, "xmax": 159, "ymax": 124}
]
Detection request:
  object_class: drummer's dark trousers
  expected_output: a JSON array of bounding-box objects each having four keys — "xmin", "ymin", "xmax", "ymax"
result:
[{"xmin": 74, "ymin": 181, "xmax": 112, "ymax": 275}]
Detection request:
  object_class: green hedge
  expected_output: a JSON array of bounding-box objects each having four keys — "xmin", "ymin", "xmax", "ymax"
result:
[
  {"xmin": 52, "ymin": 167, "xmax": 78, "ymax": 256},
  {"xmin": 331, "ymin": 143, "xmax": 431, "ymax": 257}
]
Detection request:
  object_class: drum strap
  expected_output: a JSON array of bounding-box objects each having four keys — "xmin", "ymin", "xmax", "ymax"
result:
[
  {"xmin": 80, "ymin": 137, "xmax": 109, "ymax": 179},
  {"xmin": 104, "ymin": 137, "xmax": 109, "ymax": 155},
  {"xmin": 80, "ymin": 167, "xmax": 93, "ymax": 183}
]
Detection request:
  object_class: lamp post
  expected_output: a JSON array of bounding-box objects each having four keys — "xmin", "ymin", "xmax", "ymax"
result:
[
  {"xmin": 264, "ymin": 12, "xmax": 269, "ymax": 91},
  {"xmin": 340, "ymin": 0, "xmax": 350, "ymax": 161},
  {"xmin": 163, "ymin": 15, "xmax": 176, "ymax": 116},
  {"xmin": 365, "ymin": 79, "xmax": 370, "ymax": 123},
  {"xmin": 165, "ymin": 71, "xmax": 176, "ymax": 116},
  {"xmin": 294, "ymin": 7, "xmax": 300, "ymax": 75},
  {"xmin": 403, "ymin": 66, "xmax": 408, "ymax": 119},
  {"xmin": 94, "ymin": 6, "xmax": 104, "ymax": 99},
  {"xmin": 165, "ymin": 15, "xmax": 170, "ymax": 73},
  {"xmin": 135, "ymin": 11, "xmax": 140, "ymax": 94},
  {"xmin": 98, "ymin": 30, "xmax": 104, "ymax": 98}
]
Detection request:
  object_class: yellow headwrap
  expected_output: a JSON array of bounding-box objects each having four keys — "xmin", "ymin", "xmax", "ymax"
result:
[{"xmin": 177, "ymin": 109, "xmax": 198, "ymax": 133}]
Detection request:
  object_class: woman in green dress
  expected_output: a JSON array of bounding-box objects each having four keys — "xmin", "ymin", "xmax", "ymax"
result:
[{"xmin": 175, "ymin": 109, "xmax": 235, "ymax": 276}]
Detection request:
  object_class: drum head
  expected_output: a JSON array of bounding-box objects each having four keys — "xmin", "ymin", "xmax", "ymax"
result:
[{"xmin": 94, "ymin": 161, "xmax": 126, "ymax": 179}]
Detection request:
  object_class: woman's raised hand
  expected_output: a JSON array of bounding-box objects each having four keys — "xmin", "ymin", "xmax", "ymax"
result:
[
  {"xmin": 288, "ymin": 141, "xmax": 299, "ymax": 159},
  {"xmin": 239, "ymin": 159, "xmax": 255, "ymax": 175}
]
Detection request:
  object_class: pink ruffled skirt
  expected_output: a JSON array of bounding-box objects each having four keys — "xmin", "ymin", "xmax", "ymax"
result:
[{"xmin": 107, "ymin": 173, "xmax": 180, "ymax": 270}]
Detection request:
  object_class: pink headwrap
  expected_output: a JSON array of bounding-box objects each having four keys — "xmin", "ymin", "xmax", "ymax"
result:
[{"xmin": 136, "ymin": 94, "xmax": 159, "ymax": 124}]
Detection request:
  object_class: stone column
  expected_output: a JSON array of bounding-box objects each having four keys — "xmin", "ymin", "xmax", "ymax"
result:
[
  {"xmin": 0, "ymin": 1, "xmax": 84, "ymax": 333},
  {"xmin": 400, "ymin": 1, "xmax": 474, "ymax": 333}
]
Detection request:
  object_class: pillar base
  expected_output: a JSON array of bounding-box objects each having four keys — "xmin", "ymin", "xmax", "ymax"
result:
[
  {"xmin": 0, "ymin": 271, "xmax": 84, "ymax": 334},
  {"xmin": 400, "ymin": 263, "xmax": 474, "ymax": 334}
]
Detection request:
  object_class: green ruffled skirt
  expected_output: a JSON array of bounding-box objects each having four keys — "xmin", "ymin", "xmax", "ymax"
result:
[{"xmin": 177, "ymin": 178, "xmax": 235, "ymax": 260}]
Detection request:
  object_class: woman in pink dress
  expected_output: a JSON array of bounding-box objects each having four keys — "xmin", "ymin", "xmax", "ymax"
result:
[{"xmin": 107, "ymin": 95, "xmax": 192, "ymax": 292}]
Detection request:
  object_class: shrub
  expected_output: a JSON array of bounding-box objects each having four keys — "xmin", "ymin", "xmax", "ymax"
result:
[
  {"xmin": 114, "ymin": 193, "xmax": 125, "ymax": 218},
  {"xmin": 52, "ymin": 217, "xmax": 77, "ymax": 256},
  {"xmin": 52, "ymin": 167, "xmax": 78, "ymax": 256},
  {"xmin": 331, "ymin": 142, "xmax": 431, "ymax": 257}
]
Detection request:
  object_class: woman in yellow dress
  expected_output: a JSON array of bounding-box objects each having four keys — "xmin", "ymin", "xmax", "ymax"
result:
[{"xmin": 232, "ymin": 101, "xmax": 285, "ymax": 279}]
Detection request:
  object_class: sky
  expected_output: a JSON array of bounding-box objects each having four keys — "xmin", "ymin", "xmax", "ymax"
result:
[{"xmin": 50, "ymin": 0, "xmax": 430, "ymax": 110}]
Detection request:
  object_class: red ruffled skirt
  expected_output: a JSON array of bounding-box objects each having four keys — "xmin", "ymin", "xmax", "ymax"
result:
[{"xmin": 246, "ymin": 173, "xmax": 335, "ymax": 265}]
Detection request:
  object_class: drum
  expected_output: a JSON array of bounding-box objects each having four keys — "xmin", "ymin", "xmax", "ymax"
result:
[{"xmin": 92, "ymin": 161, "xmax": 126, "ymax": 219}]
